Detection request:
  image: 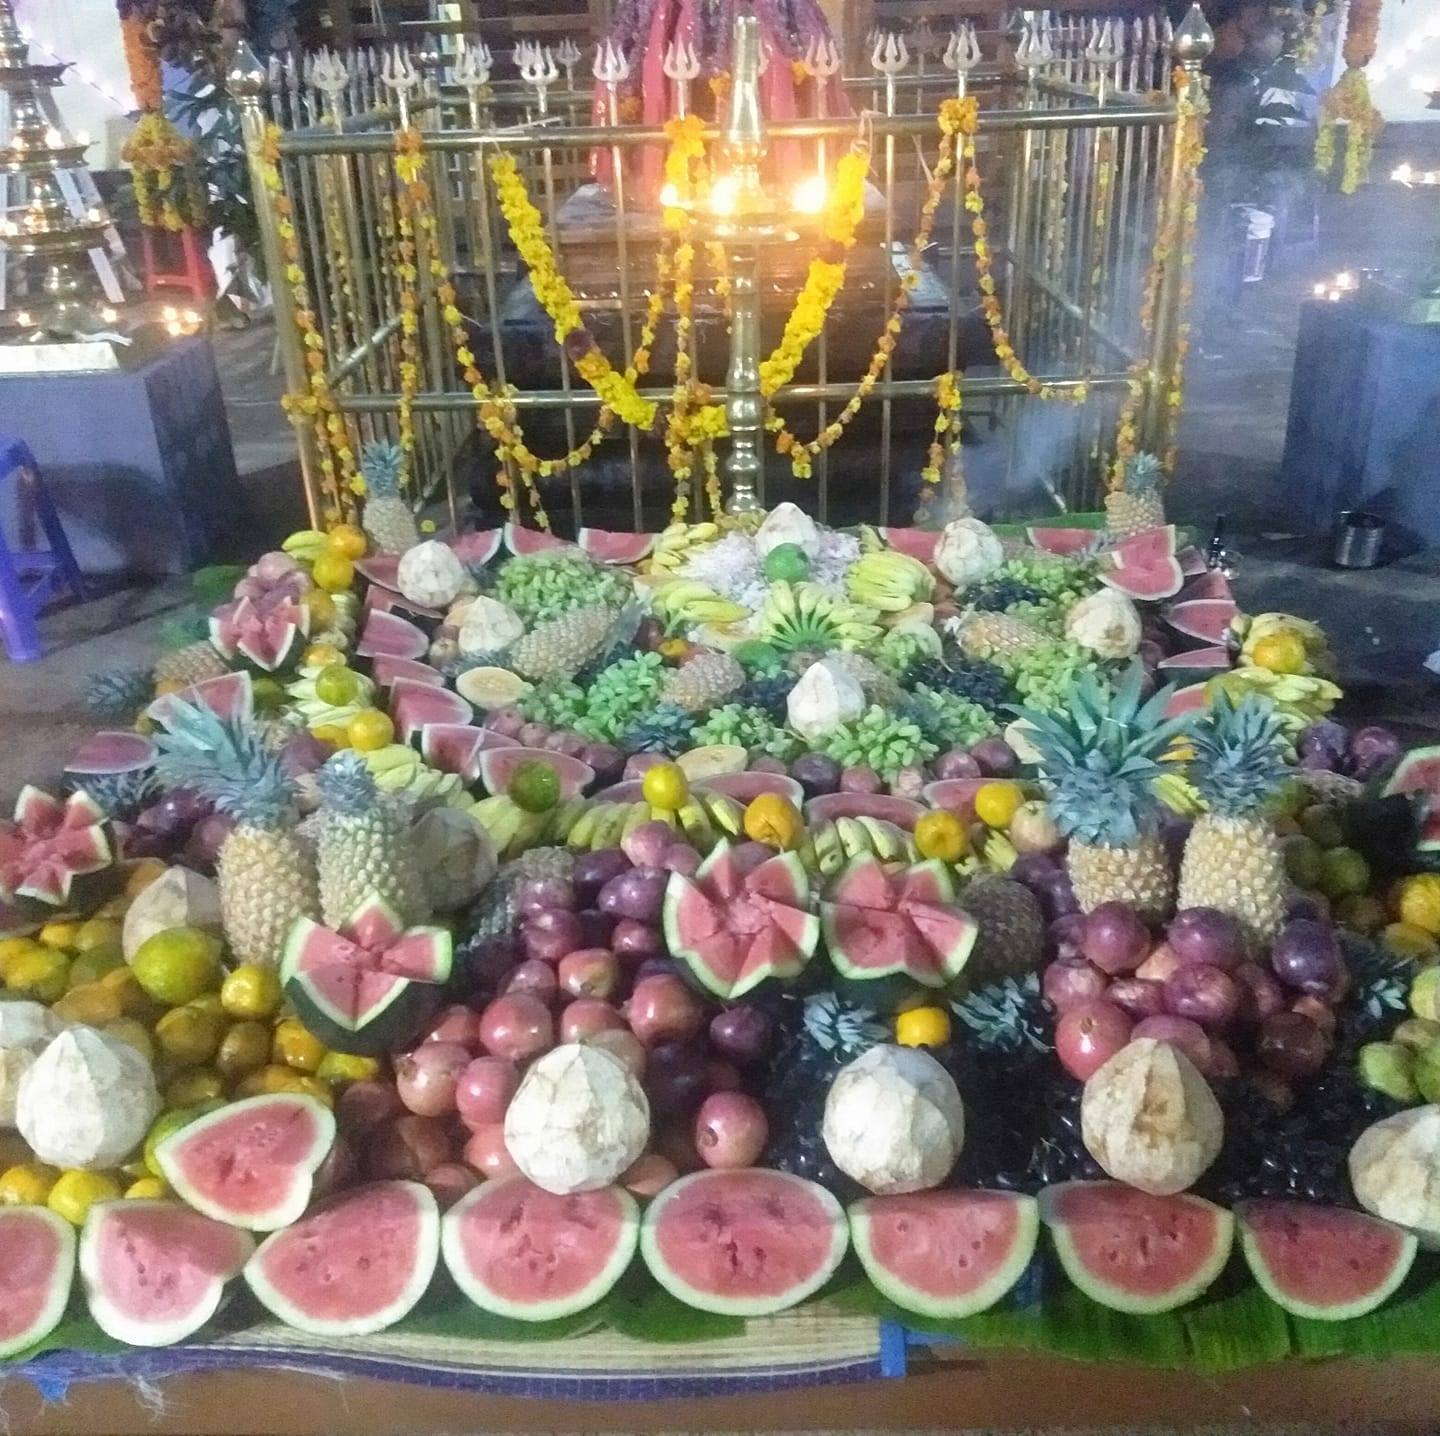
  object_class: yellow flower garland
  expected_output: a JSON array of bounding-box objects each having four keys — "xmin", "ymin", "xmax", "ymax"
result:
[
  {"xmin": 123, "ymin": 112, "xmax": 206, "ymax": 232},
  {"xmin": 1316, "ymin": 67, "xmax": 1382, "ymax": 195}
]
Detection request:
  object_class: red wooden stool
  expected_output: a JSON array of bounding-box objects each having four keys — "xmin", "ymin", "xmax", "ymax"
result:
[{"xmin": 140, "ymin": 226, "xmax": 216, "ymax": 302}]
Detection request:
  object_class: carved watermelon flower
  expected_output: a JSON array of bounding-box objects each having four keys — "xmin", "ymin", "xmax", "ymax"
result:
[
  {"xmin": 0, "ymin": 787, "xmax": 113, "ymax": 911},
  {"xmin": 208, "ymin": 596, "xmax": 309, "ymax": 672}
]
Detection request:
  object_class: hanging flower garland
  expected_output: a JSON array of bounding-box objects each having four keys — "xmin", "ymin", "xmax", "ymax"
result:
[
  {"xmin": 391, "ymin": 128, "xmax": 427, "ymax": 478},
  {"xmin": 1316, "ymin": 0, "xmax": 1383, "ymax": 194},
  {"xmin": 118, "ymin": 9, "xmax": 163, "ymax": 111},
  {"xmin": 260, "ymin": 124, "xmax": 355, "ymax": 526},
  {"xmin": 122, "ymin": 113, "xmax": 207, "ymax": 230},
  {"xmin": 920, "ymin": 370, "xmax": 965, "ymax": 496}
]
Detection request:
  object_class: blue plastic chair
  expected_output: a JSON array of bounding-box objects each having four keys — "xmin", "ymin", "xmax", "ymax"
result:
[{"xmin": 0, "ymin": 436, "xmax": 85, "ymax": 663}]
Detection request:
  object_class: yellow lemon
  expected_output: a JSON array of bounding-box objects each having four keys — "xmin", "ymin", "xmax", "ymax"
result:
[
  {"xmin": 1383, "ymin": 922, "xmax": 1440, "ymax": 963},
  {"xmin": 641, "ymin": 761, "xmax": 689, "ymax": 812},
  {"xmin": 220, "ymin": 964, "xmax": 283, "ymax": 1021},
  {"xmin": 38, "ymin": 920, "xmax": 82, "ymax": 951},
  {"xmin": 1398, "ymin": 875, "xmax": 1440, "ymax": 937},
  {"xmin": 316, "ymin": 1051, "xmax": 381, "ymax": 1084},
  {"xmin": 47, "ymin": 1170, "xmax": 123, "ymax": 1226},
  {"xmin": 914, "ymin": 810, "xmax": 970, "ymax": 863},
  {"xmin": 895, "ymin": 1006, "xmax": 952, "ymax": 1048},
  {"xmin": 4, "ymin": 944, "xmax": 70, "ymax": 1002},
  {"xmin": 131, "ymin": 927, "xmax": 223, "ymax": 1007},
  {"xmin": 0, "ymin": 1162, "xmax": 60, "ymax": 1206},
  {"xmin": 346, "ymin": 709, "xmax": 395, "ymax": 752},
  {"xmin": 125, "ymin": 1176, "xmax": 169, "ymax": 1200},
  {"xmin": 311, "ymin": 552, "xmax": 355, "ymax": 593},
  {"xmin": 303, "ymin": 642, "xmax": 346, "ymax": 670},
  {"xmin": 974, "ymin": 781, "xmax": 1025, "ymax": 831},
  {"xmin": 742, "ymin": 794, "xmax": 803, "ymax": 850},
  {"xmin": 1250, "ymin": 629, "xmax": 1308, "ymax": 675},
  {"xmin": 0, "ymin": 937, "xmax": 44, "ymax": 982},
  {"xmin": 272, "ymin": 1018, "xmax": 327, "ymax": 1073},
  {"xmin": 326, "ymin": 524, "xmax": 368, "ymax": 560}
]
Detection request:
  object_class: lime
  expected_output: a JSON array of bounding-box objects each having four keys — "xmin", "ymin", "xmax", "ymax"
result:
[
  {"xmin": 143, "ymin": 1108, "xmax": 203, "ymax": 1179},
  {"xmin": 3, "ymin": 944, "xmax": 70, "ymax": 1003},
  {"xmin": 165, "ymin": 1068, "xmax": 226, "ymax": 1107},
  {"xmin": 47, "ymin": 1170, "xmax": 123, "ymax": 1226},
  {"xmin": 1319, "ymin": 846, "xmax": 1371, "ymax": 900},
  {"xmin": 315, "ymin": 664, "xmax": 361, "ymax": 707},
  {"xmin": 640, "ymin": 761, "xmax": 689, "ymax": 813},
  {"xmin": 220, "ymin": 964, "xmax": 283, "ymax": 1021},
  {"xmin": 1386, "ymin": 922, "xmax": 1440, "ymax": 963},
  {"xmin": 131, "ymin": 928, "xmax": 223, "ymax": 1007},
  {"xmin": 311, "ymin": 553, "xmax": 355, "ymax": 593},
  {"xmin": 732, "ymin": 640, "xmax": 784, "ymax": 674},
  {"xmin": 1335, "ymin": 894, "xmax": 1388, "ymax": 935},
  {"xmin": 1282, "ymin": 835, "xmax": 1324, "ymax": 889},
  {"xmin": 304, "ymin": 592, "xmax": 338, "ymax": 630},
  {"xmin": 99, "ymin": 965, "xmax": 155, "ymax": 1019},
  {"xmin": 252, "ymin": 676, "xmax": 287, "ymax": 713},
  {"xmin": 153, "ymin": 1005, "xmax": 223, "ymax": 1066},
  {"xmin": 67, "ymin": 948, "xmax": 125, "ymax": 989},
  {"xmin": 0, "ymin": 1161, "xmax": 60, "ymax": 1206},
  {"xmin": 215, "ymin": 1021, "xmax": 273, "ymax": 1081},
  {"xmin": 508, "ymin": 759, "xmax": 562, "ymax": 814},
  {"xmin": 272, "ymin": 1018, "xmax": 327, "ymax": 1073},
  {"xmin": 763, "ymin": 543, "xmax": 810, "ymax": 582}
]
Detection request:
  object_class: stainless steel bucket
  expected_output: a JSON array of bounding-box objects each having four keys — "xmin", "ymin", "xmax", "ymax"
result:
[{"xmin": 1333, "ymin": 510, "xmax": 1385, "ymax": 568}]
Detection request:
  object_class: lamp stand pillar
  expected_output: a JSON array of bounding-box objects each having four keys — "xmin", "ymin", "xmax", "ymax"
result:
[{"xmin": 723, "ymin": 240, "xmax": 764, "ymax": 515}]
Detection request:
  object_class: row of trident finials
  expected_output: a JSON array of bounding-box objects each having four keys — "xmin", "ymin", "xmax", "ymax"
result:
[{"xmin": 279, "ymin": 10, "xmax": 1182, "ymax": 131}]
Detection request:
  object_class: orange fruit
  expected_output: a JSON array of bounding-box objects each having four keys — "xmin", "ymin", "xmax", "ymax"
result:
[
  {"xmin": 311, "ymin": 553, "xmax": 355, "ymax": 593},
  {"xmin": 895, "ymin": 1006, "xmax": 951, "ymax": 1047},
  {"xmin": 742, "ymin": 794, "xmax": 803, "ymax": 850},
  {"xmin": 914, "ymin": 810, "xmax": 969, "ymax": 863},
  {"xmin": 326, "ymin": 524, "xmax": 368, "ymax": 560},
  {"xmin": 974, "ymin": 781, "xmax": 1024, "ymax": 830},
  {"xmin": 641, "ymin": 762, "xmax": 689, "ymax": 812},
  {"xmin": 346, "ymin": 709, "xmax": 394, "ymax": 751}
]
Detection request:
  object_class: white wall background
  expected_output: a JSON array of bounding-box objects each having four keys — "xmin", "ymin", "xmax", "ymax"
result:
[
  {"xmin": 1369, "ymin": 0, "xmax": 1440, "ymax": 123},
  {"xmin": 13, "ymin": 0, "xmax": 132, "ymax": 165}
]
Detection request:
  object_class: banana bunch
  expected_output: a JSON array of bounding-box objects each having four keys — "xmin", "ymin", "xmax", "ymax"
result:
[
  {"xmin": 361, "ymin": 744, "xmax": 465, "ymax": 807},
  {"xmin": 797, "ymin": 816, "xmax": 917, "ymax": 876},
  {"xmin": 846, "ymin": 551, "xmax": 935, "ymax": 611},
  {"xmin": 1234, "ymin": 611, "xmax": 1335, "ymax": 677},
  {"xmin": 758, "ymin": 582, "xmax": 883, "ymax": 653},
  {"xmin": 1152, "ymin": 770, "xmax": 1206, "ymax": 818},
  {"xmin": 285, "ymin": 662, "xmax": 376, "ymax": 728},
  {"xmin": 1209, "ymin": 668, "xmax": 1343, "ymax": 739},
  {"xmin": 855, "ymin": 524, "xmax": 887, "ymax": 554},
  {"xmin": 649, "ymin": 578, "xmax": 751, "ymax": 628},
  {"xmin": 282, "ymin": 529, "xmax": 330, "ymax": 564},
  {"xmin": 553, "ymin": 791, "xmax": 727, "ymax": 853},
  {"xmin": 643, "ymin": 522, "xmax": 722, "ymax": 575},
  {"xmin": 470, "ymin": 794, "xmax": 554, "ymax": 860}
]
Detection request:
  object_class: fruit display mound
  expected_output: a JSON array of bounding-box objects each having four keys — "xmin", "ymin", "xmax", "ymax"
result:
[{"xmin": 7, "ymin": 502, "xmax": 1440, "ymax": 1387}]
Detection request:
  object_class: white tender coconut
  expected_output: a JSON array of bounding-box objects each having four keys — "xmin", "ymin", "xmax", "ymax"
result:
[
  {"xmin": 0, "ymin": 1049, "xmax": 37, "ymax": 1129},
  {"xmin": 1080, "ymin": 1038, "xmax": 1223, "ymax": 1195},
  {"xmin": 1350, "ymin": 1106, "xmax": 1440, "ymax": 1248},
  {"xmin": 458, "ymin": 596, "xmax": 526, "ymax": 657},
  {"xmin": 411, "ymin": 807, "xmax": 497, "ymax": 912},
  {"xmin": 504, "ymin": 1043, "xmax": 650, "ymax": 1194},
  {"xmin": 787, "ymin": 658, "xmax": 867, "ymax": 744},
  {"xmin": 754, "ymin": 501, "xmax": 821, "ymax": 559},
  {"xmin": 17, "ymin": 1027, "xmax": 160, "ymax": 1170},
  {"xmin": 822, "ymin": 1045, "xmax": 965, "ymax": 1194},
  {"xmin": 397, "ymin": 540, "xmax": 468, "ymax": 609},
  {"xmin": 934, "ymin": 518, "xmax": 1004, "ymax": 588},
  {"xmin": 122, "ymin": 866, "xmax": 223, "ymax": 960},
  {"xmin": 0, "ymin": 1001, "xmax": 62, "ymax": 1130},
  {"xmin": 1064, "ymin": 588, "xmax": 1142, "ymax": 659}
]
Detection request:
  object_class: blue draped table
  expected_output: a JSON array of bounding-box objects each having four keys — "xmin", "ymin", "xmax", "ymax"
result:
[
  {"xmin": 1280, "ymin": 299, "xmax": 1440, "ymax": 546},
  {"xmin": 0, "ymin": 336, "xmax": 237, "ymax": 576}
]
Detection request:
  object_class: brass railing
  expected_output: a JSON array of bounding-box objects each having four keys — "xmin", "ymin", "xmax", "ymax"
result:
[{"xmin": 234, "ymin": 11, "xmax": 1206, "ymax": 532}]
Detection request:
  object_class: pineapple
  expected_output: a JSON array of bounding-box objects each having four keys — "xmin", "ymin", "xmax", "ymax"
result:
[
  {"xmin": 360, "ymin": 439, "xmax": 420, "ymax": 555},
  {"xmin": 1020, "ymin": 666, "xmax": 1193, "ymax": 920},
  {"xmin": 85, "ymin": 668, "xmax": 154, "ymax": 720},
  {"xmin": 660, "ymin": 651, "xmax": 745, "ymax": 712},
  {"xmin": 957, "ymin": 609, "xmax": 1045, "ymax": 661},
  {"xmin": 507, "ymin": 604, "xmax": 619, "ymax": 683},
  {"xmin": 154, "ymin": 701, "xmax": 320, "ymax": 967},
  {"xmin": 313, "ymin": 751, "xmax": 430, "ymax": 928},
  {"xmin": 823, "ymin": 650, "xmax": 903, "ymax": 707},
  {"xmin": 959, "ymin": 874, "xmax": 1045, "ymax": 980},
  {"xmin": 623, "ymin": 703, "xmax": 697, "ymax": 756},
  {"xmin": 153, "ymin": 641, "xmax": 229, "ymax": 689},
  {"xmin": 1105, "ymin": 452, "xmax": 1167, "ymax": 540},
  {"xmin": 1177, "ymin": 691, "xmax": 1290, "ymax": 945}
]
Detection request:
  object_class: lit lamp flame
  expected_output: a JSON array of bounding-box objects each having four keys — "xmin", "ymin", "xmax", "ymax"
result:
[
  {"xmin": 1312, "ymin": 270, "xmax": 1358, "ymax": 303},
  {"xmin": 99, "ymin": 306, "xmax": 118, "ymax": 324},
  {"xmin": 791, "ymin": 174, "xmax": 827, "ymax": 215},
  {"xmin": 709, "ymin": 174, "xmax": 739, "ymax": 217},
  {"xmin": 658, "ymin": 181, "xmax": 680, "ymax": 208},
  {"xmin": 43, "ymin": 126, "xmax": 63, "ymax": 148}
]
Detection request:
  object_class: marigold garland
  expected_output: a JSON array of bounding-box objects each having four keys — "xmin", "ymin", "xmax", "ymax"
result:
[
  {"xmin": 392, "ymin": 129, "xmax": 426, "ymax": 482},
  {"xmin": 261, "ymin": 124, "xmax": 355, "ymax": 526},
  {"xmin": 1316, "ymin": 67, "xmax": 1382, "ymax": 195},
  {"xmin": 123, "ymin": 112, "xmax": 206, "ymax": 232},
  {"xmin": 119, "ymin": 12, "xmax": 162, "ymax": 112}
]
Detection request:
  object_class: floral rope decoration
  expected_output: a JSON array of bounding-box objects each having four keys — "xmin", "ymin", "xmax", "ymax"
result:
[
  {"xmin": 391, "ymin": 128, "xmax": 427, "ymax": 482},
  {"xmin": 261, "ymin": 125, "xmax": 355, "ymax": 524},
  {"xmin": 1316, "ymin": 0, "xmax": 1383, "ymax": 194},
  {"xmin": 920, "ymin": 370, "xmax": 964, "ymax": 498},
  {"xmin": 123, "ymin": 113, "xmax": 206, "ymax": 231}
]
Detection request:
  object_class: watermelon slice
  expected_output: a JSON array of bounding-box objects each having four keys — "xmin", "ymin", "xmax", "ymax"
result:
[
  {"xmin": 821, "ymin": 855, "xmax": 977, "ymax": 989},
  {"xmin": 281, "ymin": 893, "xmax": 453, "ymax": 1055},
  {"xmin": 1040, "ymin": 1181, "xmax": 1233, "ymax": 1314},
  {"xmin": 1098, "ymin": 526, "xmax": 1184, "ymax": 601},
  {"xmin": 146, "ymin": 671, "xmax": 254, "ymax": 729},
  {"xmin": 642, "ymin": 1169, "xmax": 848, "ymax": 1316},
  {"xmin": 80, "ymin": 1200, "xmax": 254, "ymax": 1347},
  {"xmin": 448, "ymin": 530, "xmax": 503, "ymax": 567},
  {"xmin": 420, "ymin": 724, "xmax": 487, "ymax": 781},
  {"xmin": 442, "ymin": 1176, "xmax": 639, "ymax": 1321},
  {"xmin": 1382, "ymin": 745, "xmax": 1440, "ymax": 801},
  {"xmin": 1157, "ymin": 646, "xmax": 1232, "ymax": 684},
  {"xmin": 805, "ymin": 793, "xmax": 927, "ymax": 830},
  {"xmin": 156, "ymin": 1093, "xmax": 336, "ymax": 1232},
  {"xmin": 921, "ymin": 777, "xmax": 988, "ymax": 818},
  {"xmin": 881, "ymin": 527, "xmax": 941, "ymax": 565},
  {"xmin": 504, "ymin": 523, "xmax": 574, "ymax": 557},
  {"xmin": 209, "ymin": 596, "xmax": 309, "ymax": 672},
  {"xmin": 1177, "ymin": 568, "xmax": 1234, "ymax": 603},
  {"xmin": 1177, "ymin": 545, "xmax": 1207, "ymax": 576},
  {"xmin": 1237, "ymin": 1200, "xmax": 1417, "ymax": 1321},
  {"xmin": 370, "ymin": 655, "xmax": 445, "ymax": 692},
  {"xmin": 850, "ymin": 1190, "xmax": 1038, "ymax": 1319},
  {"xmin": 477, "ymin": 747, "xmax": 595, "ymax": 800},
  {"xmin": 0, "ymin": 1206, "xmax": 75, "ymax": 1358},
  {"xmin": 356, "ymin": 609, "xmax": 428, "ymax": 660},
  {"xmin": 65, "ymin": 731, "xmax": 157, "ymax": 777},
  {"xmin": 696, "ymin": 771, "xmax": 806, "ymax": 807},
  {"xmin": 577, "ymin": 527, "xmax": 655, "ymax": 564},
  {"xmin": 389, "ymin": 679, "xmax": 474, "ymax": 744},
  {"xmin": 1164, "ymin": 682, "xmax": 1210, "ymax": 719},
  {"xmin": 355, "ymin": 554, "xmax": 401, "ymax": 589},
  {"xmin": 1166, "ymin": 597, "xmax": 1239, "ymax": 644},
  {"xmin": 246, "ymin": 1181, "xmax": 440, "ymax": 1336},
  {"xmin": 1027, "ymin": 527, "xmax": 1099, "ymax": 557},
  {"xmin": 0, "ymin": 786, "xmax": 113, "ymax": 913},
  {"xmin": 663, "ymin": 840, "xmax": 820, "ymax": 999}
]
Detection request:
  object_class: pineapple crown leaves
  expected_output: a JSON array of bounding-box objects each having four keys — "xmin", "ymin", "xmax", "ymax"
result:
[
  {"xmin": 359, "ymin": 439, "xmax": 406, "ymax": 499},
  {"xmin": 153, "ymin": 699, "xmax": 298, "ymax": 831},
  {"xmin": 1012, "ymin": 664, "xmax": 1195, "ymax": 847},
  {"xmin": 1122, "ymin": 451, "xmax": 1165, "ymax": 495},
  {"xmin": 85, "ymin": 668, "xmax": 154, "ymax": 719},
  {"xmin": 951, "ymin": 973, "xmax": 1049, "ymax": 1054},
  {"xmin": 623, "ymin": 702, "xmax": 697, "ymax": 756},
  {"xmin": 315, "ymin": 750, "xmax": 381, "ymax": 817},
  {"xmin": 1187, "ymin": 689, "xmax": 1289, "ymax": 819},
  {"xmin": 802, "ymin": 990, "xmax": 887, "ymax": 1056}
]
